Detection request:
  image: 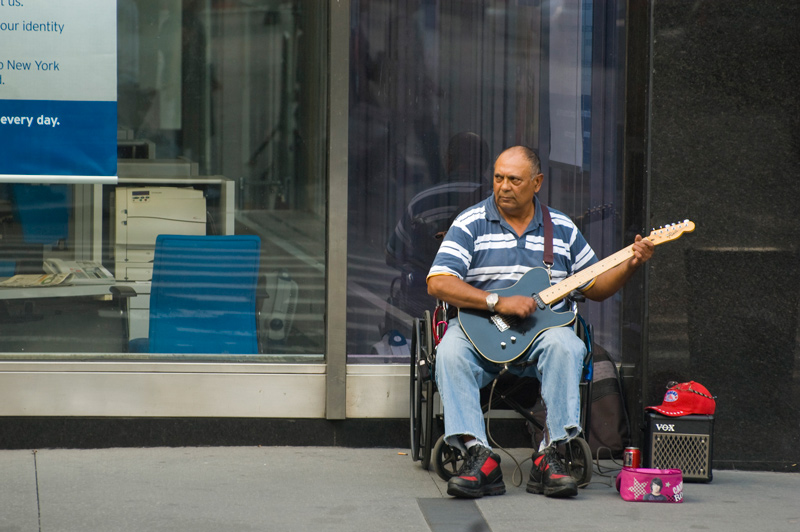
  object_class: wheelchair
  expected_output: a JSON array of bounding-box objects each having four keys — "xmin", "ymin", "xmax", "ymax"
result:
[{"xmin": 409, "ymin": 299, "xmax": 595, "ymax": 487}]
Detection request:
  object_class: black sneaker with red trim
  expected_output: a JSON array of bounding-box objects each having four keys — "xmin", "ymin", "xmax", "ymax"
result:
[
  {"xmin": 527, "ymin": 446, "xmax": 578, "ymax": 498},
  {"xmin": 446, "ymin": 445, "xmax": 506, "ymax": 499}
]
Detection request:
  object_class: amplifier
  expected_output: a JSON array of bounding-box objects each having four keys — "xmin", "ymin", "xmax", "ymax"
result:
[{"xmin": 645, "ymin": 412, "xmax": 714, "ymax": 482}]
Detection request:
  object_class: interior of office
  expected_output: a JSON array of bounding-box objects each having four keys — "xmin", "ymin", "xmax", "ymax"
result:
[{"xmin": 0, "ymin": 0, "xmax": 329, "ymax": 360}]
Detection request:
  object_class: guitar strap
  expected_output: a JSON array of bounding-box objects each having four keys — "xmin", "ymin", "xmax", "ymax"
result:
[{"xmin": 540, "ymin": 202, "xmax": 554, "ymax": 277}]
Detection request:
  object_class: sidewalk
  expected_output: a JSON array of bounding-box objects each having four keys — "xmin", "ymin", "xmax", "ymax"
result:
[{"xmin": 2, "ymin": 446, "xmax": 798, "ymax": 532}]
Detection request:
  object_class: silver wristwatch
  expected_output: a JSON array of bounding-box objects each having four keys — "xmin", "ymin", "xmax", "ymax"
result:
[{"xmin": 486, "ymin": 292, "xmax": 499, "ymax": 313}]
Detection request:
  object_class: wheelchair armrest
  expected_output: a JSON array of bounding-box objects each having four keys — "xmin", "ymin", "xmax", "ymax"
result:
[{"xmin": 568, "ymin": 290, "xmax": 586, "ymax": 303}]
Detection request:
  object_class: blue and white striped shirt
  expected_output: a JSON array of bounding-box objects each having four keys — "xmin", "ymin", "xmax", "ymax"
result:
[{"xmin": 427, "ymin": 195, "xmax": 598, "ymax": 310}]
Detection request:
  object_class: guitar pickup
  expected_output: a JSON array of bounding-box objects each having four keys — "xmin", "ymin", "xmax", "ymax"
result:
[{"xmin": 491, "ymin": 314, "xmax": 511, "ymax": 332}]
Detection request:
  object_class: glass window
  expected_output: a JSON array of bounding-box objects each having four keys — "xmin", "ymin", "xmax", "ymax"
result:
[
  {"xmin": 347, "ymin": 0, "xmax": 628, "ymax": 362},
  {"xmin": 0, "ymin": 0, "xmax": 327, "ymax": 361}
]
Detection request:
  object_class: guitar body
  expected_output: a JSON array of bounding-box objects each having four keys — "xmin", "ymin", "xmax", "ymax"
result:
[
  {"xmin": 455, "ymin": 220, "xmax": 696, "ymax": 364},
  {"xmin": 458, "ymin": 268, "xmax": 576, "ymax": 364}
]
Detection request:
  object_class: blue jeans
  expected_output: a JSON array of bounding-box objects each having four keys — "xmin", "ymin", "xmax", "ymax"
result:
[{"xmin": 435, "ymin": 318, "xmax": 585, "ymax": 453}]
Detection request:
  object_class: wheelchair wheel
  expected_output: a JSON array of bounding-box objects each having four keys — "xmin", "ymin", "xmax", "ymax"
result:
[
  {"xmin": 409, "ymin": 311, "xmax": 435, "ymax": 468},
  {"xmin": 433, "ymin": 434, "xmax": 464, "ymax": 481},
  {"xmin": 563, "ymin": 436, "xmax": 593, "ymax": 487}
]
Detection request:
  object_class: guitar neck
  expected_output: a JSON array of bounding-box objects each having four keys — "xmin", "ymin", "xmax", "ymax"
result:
[
  {"xmin": 538, "ymin": 243, "xmax": 638, "ymax": 305},
  {"xmin": 537, "ymin": 219, "xmax": 696, "ymax": 305}
]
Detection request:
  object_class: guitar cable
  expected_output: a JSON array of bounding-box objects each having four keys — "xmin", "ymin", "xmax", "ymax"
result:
[
  {"xmin": 484, "ymin": 363, "xmax": 612, "ymax": 489},
  {"xmin": 485, "ymin": 365, "xmax": 535, "ymax": 487}
]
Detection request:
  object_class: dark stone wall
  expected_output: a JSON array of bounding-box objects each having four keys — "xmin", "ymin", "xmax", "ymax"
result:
[{"xmin": 646, "ymin": 0, "xmax": 800, "ymax": 470}]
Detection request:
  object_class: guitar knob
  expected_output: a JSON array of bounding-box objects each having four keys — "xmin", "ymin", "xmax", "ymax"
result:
[
  {"xmin": 510, "ymin": 336, "xmax": 517, "ymax": 343},
  {"xmin": 500, "ymin": 342, "xmax": 506, "ymax": 349}
]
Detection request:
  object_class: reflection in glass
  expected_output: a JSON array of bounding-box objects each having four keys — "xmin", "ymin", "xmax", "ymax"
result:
[{"xmin": 347, "ymin": 0, "xmax": 627, "ymax": 362}]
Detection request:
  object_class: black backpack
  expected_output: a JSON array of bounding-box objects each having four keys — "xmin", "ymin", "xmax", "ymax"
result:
[{"xmin": 587, "ymin": 345, "xmax": 631, "ymax": 458}]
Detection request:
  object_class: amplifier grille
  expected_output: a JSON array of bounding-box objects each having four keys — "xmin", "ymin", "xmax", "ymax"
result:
[{"xmin": 651, "ymin": 432, "xmax": 711, "ymax": 480}]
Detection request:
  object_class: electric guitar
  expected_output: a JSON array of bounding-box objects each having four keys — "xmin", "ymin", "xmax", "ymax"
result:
[{"xmin": 458, "ymin": 220, "xmax": 696, "ymax": 364}]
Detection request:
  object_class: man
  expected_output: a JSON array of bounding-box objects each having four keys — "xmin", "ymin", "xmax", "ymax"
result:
[{"xmin": 427, "ymin": 146, "xmax": 654, "ymax": 499}]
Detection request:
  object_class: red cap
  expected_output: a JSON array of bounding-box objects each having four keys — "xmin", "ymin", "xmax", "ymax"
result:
[{"xmin": 646, "ymin": 381, "xmax": 716, "ymax": 417}]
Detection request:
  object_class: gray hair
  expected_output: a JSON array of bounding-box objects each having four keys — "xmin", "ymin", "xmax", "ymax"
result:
[{"xmin": 496, "ymin": 145, "xmax": 541, "ymax": 176}]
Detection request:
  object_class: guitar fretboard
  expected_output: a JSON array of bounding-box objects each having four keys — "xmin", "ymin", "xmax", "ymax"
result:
[
  {"xmin": 538, "ymin": 244, "xmax": 636, "ymax": 305},
  {"xmin": 537, "ymin": 220, "xmax": 695, "ymax": 305}
]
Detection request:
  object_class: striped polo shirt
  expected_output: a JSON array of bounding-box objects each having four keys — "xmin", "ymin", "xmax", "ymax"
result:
[{"xmin": 427, "ymin": 194, "xmax": 598, "ymax": 310}]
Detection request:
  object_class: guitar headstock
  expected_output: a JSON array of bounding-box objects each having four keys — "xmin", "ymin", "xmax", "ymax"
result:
[{"xmin": 647, "ymin": 220, "xmax": 696, "ymax": 245}]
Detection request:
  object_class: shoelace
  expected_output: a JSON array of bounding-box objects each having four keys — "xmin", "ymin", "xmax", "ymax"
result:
[
  {"xmin": 459, "ymin": 446, "xmax": 484, "ymax": 477},
  {"xmin": 543, "ymin": 448, "xmax": 568, "ymax": 475}
]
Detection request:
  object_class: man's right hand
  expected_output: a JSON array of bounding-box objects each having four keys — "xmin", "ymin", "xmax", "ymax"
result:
[
  {"xmin": 428, "ymin": 275, "xmax": 540, "ymax": 317},
  {"xmin": 494, "ymin": 294, "xmax": 538, "ymax": 318}
]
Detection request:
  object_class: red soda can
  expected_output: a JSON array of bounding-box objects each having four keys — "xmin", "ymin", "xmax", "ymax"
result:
[{"xmin": 623, "ymin": 447, "xmax": 641, "ymax": 468}]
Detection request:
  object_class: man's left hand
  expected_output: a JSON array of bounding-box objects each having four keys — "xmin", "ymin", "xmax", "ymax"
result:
[{"xmin": 631, "ymin": 234, "xmax": 655, "ymax": 267}]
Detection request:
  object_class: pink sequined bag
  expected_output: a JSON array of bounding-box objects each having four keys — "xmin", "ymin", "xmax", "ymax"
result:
[{"xmin": 616, "ymin": 467, "xmax": 683, "ymax": 502}]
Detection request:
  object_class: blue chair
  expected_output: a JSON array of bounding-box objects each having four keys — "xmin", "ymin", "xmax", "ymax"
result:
[
  {"xmin": 143, "ymin": 234, "xmax": 261, "ymax": 354},
  {"xmin": 1, "ymin": 184, "xmax": 69, "ymax": 275},
  {"xmin": 11, "ymin": 184, "xmax": 71, "ymax": 246}
]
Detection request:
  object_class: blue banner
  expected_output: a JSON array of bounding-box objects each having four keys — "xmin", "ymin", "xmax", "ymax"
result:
[
  {"xmin": 0, "ymin": 99, "xmax": 117, "ymax": 177},
  {"xmin": 0, "ymin": 1, "xmax": 117, "ymax": 183}
]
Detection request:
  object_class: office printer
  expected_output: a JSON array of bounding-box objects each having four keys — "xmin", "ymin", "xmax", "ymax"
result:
[{"xmin": 114, "ymin": 186, "xmax": 206, "ymax": 281}]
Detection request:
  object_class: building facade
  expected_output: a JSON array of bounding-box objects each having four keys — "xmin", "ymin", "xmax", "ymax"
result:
[{"xmin": 0, "ymin": 1, "xmax": 796, "ymax": 471}]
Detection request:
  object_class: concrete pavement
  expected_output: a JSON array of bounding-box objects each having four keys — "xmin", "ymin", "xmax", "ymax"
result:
[{"xmin": 1, "ymin": 446, "xmax": 798, "ymax": 531}]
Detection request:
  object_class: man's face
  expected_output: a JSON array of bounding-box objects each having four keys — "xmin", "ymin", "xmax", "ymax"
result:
[{"xmin": 492, "ymin": 149, "xmax": 543, "ymax": 218}]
